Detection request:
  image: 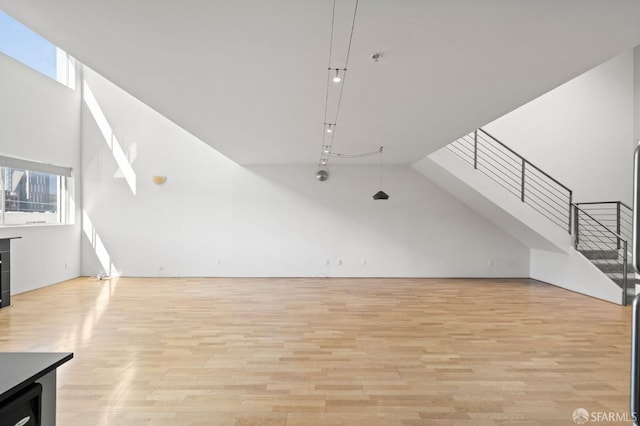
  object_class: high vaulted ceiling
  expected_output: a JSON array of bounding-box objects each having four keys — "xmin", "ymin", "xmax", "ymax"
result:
[{"xmin": 2, "ymin": 1, "xmax": 640, "ymax": 165}]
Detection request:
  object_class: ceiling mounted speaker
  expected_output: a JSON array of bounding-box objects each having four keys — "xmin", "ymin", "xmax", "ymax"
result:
[{"xmin": 373, "ymin": 190, "xmax": 389, "ymax": 200}]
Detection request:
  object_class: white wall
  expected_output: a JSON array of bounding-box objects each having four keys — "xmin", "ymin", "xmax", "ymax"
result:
[
  {"xmin": 81, "ymin": 67, "xmax": 530, "ymax": 278},
  {"xmin": 418, "ymin": 149, "xmax": 571, "ymax": 254},
  {"xmin": 0, "ymin": 54, "xmax": 82, "ymax": 294},
  {"xmin": 484, "ymin": 51, "xmax": 635, "ymax": 205}
]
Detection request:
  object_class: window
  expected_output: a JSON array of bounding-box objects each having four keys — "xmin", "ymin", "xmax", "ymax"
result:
[
  {"xmin": 0, "ymin": 11, "xmax": 75, "ymax": 89},
  {"xmin": 0, "ymin": 156, "xmax": 71, "ymax": 225}
]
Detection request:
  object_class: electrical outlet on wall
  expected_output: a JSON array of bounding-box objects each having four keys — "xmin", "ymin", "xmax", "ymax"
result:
[
  {"xmin": 361, "ymin": 259, "xmax": 367, "ymax": 266},
  {"xmin": 338, "ymin": 259, "xmax": 343, "ymax": 266},
  {"xmin": 325, "ymin": 259, "xmax": 330, "ymax": 266}
]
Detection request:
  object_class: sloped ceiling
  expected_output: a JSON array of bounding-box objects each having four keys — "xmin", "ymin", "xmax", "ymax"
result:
[{"xmin": 1, "ymin": 0, "xmax": 640, "ymax": 165}]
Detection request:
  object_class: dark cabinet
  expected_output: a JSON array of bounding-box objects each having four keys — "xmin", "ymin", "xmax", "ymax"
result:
[{"xmin": 0, "ymin": 383, "xmax": 42, "ymax": 426}]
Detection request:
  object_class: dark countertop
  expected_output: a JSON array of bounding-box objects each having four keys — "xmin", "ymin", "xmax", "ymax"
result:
[{"xmin": 0, "ymin": 352, "xmax": 73, "ymax": 401}]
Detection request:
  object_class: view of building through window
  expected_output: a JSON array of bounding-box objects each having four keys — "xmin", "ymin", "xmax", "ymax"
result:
[{"xmin": 1, "ymin": 168, "xmax": 64, "ymax": 225}]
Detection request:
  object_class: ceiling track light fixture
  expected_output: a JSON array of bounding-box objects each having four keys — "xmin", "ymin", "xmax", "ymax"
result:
[
  {"xmin": 316, "ymin": 0, "xmax": 360, "ymax": 180},
  {"xmin": 329, "ymin": 67, "xmax": 346, "ymax": 83}
]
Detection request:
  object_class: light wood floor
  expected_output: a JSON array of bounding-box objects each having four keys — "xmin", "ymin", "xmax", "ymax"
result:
[{"xmin": 0, "ymin": 277, "xmax": 633, "ymax": 425}]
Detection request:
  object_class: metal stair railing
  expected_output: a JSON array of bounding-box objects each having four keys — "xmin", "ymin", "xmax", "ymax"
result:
[
  {"xmin": 576, "ymin": 201, "xmax": 632, "ymax": 251},
  {"xmin": 574, "ymin": 204, "xmax": 629, "ymax": 305},
  {"xmin": 447, "ymin": 128, "xmax": 573, "ymax": 233}
]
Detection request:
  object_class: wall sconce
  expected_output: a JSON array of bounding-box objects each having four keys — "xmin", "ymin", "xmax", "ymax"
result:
[{"xmin": 151, "ymin": 176, "xmax": 167, "ymax": 185}]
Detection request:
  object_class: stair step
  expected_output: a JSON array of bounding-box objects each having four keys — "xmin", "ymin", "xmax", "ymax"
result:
[
  {"xmin": 594, "ymin": 263, "xmax": 626, "ymax": 273},
  {"xmin": 579, "ymin": 249, "xmax": 619, "ymax": 260},
  {"xmin": 612, "ymin": 277, "xmax": 640, "ymax": 287},
  {"xmin": 608, "ymin": 270, "xmax": 637, "ymax": 277}
]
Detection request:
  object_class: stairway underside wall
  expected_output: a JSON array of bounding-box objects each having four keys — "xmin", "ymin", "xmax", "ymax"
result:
[
  {"xmin": 414, "ymin": 149, "xmax": 571, "ymax": 252},
  {"xmin": 531, "ymin": 248, "xmax": 622, "ymax": 304},
  {"xmin": 414, "ymin": 147, "xmax": 623, "ymax": 304}
]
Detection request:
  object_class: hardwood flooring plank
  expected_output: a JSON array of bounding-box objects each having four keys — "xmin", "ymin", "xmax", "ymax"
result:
[{"xmin": 0, "ymin": 277, "xmax": 633, "ymax": 425}]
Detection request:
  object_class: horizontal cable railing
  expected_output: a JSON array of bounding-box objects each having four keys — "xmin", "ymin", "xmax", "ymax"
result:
[
  {"xmin": 447, "ymin": 129, "xmax": 573, "ymax": 233},
  {"xmin": 575, "ymin": 201, "xmax": 632, "ymax": 251},
  {"xmin": 574, "ymin": 205, "xmax": 628, "ymax": 305}
]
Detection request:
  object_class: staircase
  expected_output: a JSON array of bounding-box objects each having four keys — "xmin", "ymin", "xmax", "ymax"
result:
[
  {"xmin": 574, "ymin": 202, "xmax": 636, "ymax": 305},
  {"xmin": 439, "ymin": 128, "xmax": 634, "ymax": 305},
  {"xmin": 579, "ymin": 249, "xmax": 636, "ymax": 304}
]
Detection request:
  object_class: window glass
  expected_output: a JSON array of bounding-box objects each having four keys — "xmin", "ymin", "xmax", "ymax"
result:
[
  {"xmin": 0, "ymin": 11, "xmax": 57, "ymax": 79},
  {"xmin": 2, "ymin": 168, "xmax": 64, "ymax": 225}
]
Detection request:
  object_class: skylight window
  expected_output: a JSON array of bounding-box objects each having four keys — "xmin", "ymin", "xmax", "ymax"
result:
[{"xmin": 0, "ymin": 11, "xmax": 75, "ymax": 88}]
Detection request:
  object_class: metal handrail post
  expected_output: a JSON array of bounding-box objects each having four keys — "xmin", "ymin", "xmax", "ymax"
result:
[
  {"xmin": 574, "ymin": 205, "xmax": 579, "ymax": 249},
  {"xmin": 521, "ymin": 159, "xmax": 526, "ymax": 202},
  {"xmin": 624, "ymin": 240, "xmax": 628, "ymax": 306},
  {"xmin": 473, "ymin": 129, "xmax": 478, "ymax": 170},
  {"xmin": 618, "ymin": 202, "xmax": 622, "ymax": 250},
  {"xmin": 568, "ymin": 191, "xmax": 573, "ymax": 234}
]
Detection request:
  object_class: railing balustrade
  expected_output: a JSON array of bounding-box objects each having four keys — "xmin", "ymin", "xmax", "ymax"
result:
[{"xmin": 447, "ymin": 128, "xmax": 573, "ymax": 233}]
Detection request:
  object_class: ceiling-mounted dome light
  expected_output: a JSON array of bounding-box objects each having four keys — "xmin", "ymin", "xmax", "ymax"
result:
[
  {"xmin": 325, "ymin": 123, "xmax": 335, "ymax": 133},
  {"xmin": 323, "ymin": 146, "xmax": 330, "ymax": 154}
]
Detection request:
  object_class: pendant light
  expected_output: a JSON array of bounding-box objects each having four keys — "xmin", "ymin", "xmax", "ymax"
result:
[
  {"xmin": 316, "ymin": 168, "xmax": 329, "ymax": 181},
  {"xmin": 373, "ymin": 146, "xmax": 389, "ymax": 200}
]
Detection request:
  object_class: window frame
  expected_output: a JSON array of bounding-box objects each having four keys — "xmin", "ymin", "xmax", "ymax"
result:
[{"xmin": 0, "ymin": 156, "xmax": 72, "ymax": 226}]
